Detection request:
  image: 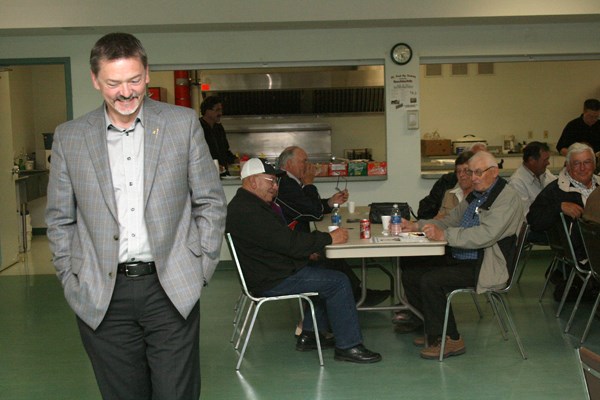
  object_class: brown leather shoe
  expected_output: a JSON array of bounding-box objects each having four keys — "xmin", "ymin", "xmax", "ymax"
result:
[
  {"xmin": 413, "ymin": 336, "xmax": 425, "ymax": 347},
  {"xmin": 420, "ymin": 336, "xmax": 466, "ymax": 359}
]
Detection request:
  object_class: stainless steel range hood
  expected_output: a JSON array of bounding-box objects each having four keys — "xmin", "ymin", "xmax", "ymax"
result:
[
  {"xmin": 200, "ymin": 66, "xmax": 384, "ymax": 91},
  {"xmin": 199, "ymin": 66, "xmax": 385, "ymax": 116}
]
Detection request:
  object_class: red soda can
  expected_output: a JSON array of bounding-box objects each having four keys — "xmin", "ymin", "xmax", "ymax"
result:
[{"xmin": 360, "ymin": 219, "xmax": 371, "ymax": 239}]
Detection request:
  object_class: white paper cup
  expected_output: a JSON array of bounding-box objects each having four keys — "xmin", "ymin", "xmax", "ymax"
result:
[
  {"xmin": 328, "ymin": 226, "xmax": 339, "ymax": 233},
  {"xmin": 348, "ymin": 201, "xmax": 356, "ymax": 214},
  {"xmin": 381, "ymin": 215, "xmax": 391, "ymax": 230}
]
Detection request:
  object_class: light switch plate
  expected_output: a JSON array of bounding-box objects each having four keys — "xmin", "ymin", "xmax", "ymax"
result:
[{"xmin": 407, "ymin": 110, "xmax": 419, "ymax": 130}]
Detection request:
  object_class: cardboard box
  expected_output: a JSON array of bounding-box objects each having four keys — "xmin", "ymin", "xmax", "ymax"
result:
[
  {"xmin": 348, "ymin": 161, "xmax": 368, "ymax": 176},
  {"xmin": 420, "ymin": 139, "xmax": 452, "ymax": 156},
  {"xmin": 314, "ymin": 162, "xmax": 329, "ymax": 177},
  {"xmin": 367, "ymin": 161, "xmax": 387, "ymax": 176},
  {"xmin": 328, "ymin": 162, "xmax": 348, "ymax": 176}
]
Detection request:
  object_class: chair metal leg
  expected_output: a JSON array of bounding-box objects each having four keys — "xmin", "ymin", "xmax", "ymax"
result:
[
  {"xmin": 470, "ymin": 292, "xmax": 483, "ymax": 318},
  {"xmin": 235, "ymin": 302, "xmax": 255, "ymax": 350},
  {"xmin": 231, "ymin": 294, "xmax": 248, "ymax": 343},
  {"xmin": 439, "ymin": 291, "xmax": 458, "ymax": 362},
  {"xmin": 565, "ymin": 272, "xmax": 592, "ymax": 333},
  {"xmin": 516, "ymin": 243, "xmax": 533, "ymax": 284},
  {"xmin": 491, "ymin": 292, "xmax": 527, "ymax": 359},
  {"xmin": 539, "ymin": 257, "xmax": 560, "ymax": 302},
  {"xmin": 302, "ymin": 295, "xmax": 324, "ymax": 366},
  {"xmin": 236, "ymin": 301, "xmax": 263, "ymax": 370},
  {"xmin": 487, "ymin": 293, "xmax": 508, "ymax": 339},
  {"xmin": 581, "ymin": 292, "xmax": 600, "ymax": 345},
  {"xmin": 556, "ymin": 267, "xmax": 577, "ymax": 318}
]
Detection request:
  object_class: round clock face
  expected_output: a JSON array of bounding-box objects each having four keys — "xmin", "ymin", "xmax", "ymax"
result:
[{"xmin": 391, "ymin": 43, "xmax": 413, "ymax": 65}]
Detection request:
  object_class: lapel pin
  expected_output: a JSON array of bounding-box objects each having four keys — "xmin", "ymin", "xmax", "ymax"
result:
[{"xmin": 152, "ymin": 128, "xmax": 160, "ymax": 135}]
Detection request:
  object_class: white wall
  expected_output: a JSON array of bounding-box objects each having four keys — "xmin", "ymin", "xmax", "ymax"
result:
[
  {"xmin": 420, "ymin": 60, "xmax": 600, "ymax": 149},
  {"xmin": 1, "ymin": 22, "xmax": 599, "ymax": 208}
]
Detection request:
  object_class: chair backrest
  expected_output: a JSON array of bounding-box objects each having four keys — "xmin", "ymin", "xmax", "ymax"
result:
[
  {"xmin": 225, "ymin": 233, "xmax": 256, "ymax": 301},
  {"xmin": 503, "ymin": 221, "xmax": 530, "ymax": 292},
  {"xmin": 580, "ymin": 346, "xmax": 600, "ymax": 400},
  {"xmin": 579, "ymin": 219, "xmax": 600, "ymax": 279}
]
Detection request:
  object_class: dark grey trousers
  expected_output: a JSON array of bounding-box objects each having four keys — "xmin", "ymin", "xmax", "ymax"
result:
[
  {"xmin": 402, "ymin": 255, "xmax": 482, "ymax": 338},
  {"xmin": 77, "ymin": 273, "xmax": 200, "ymax": 400}
]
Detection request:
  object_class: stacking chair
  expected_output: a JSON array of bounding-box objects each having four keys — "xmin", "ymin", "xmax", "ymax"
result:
[
  {"xmin": 554, "ymin": 214, "xmax": 593, "ymax": 333},
  {"xmin": 225, "ymin": 233, "xmax": 324, "ymax": 370},
  {"xmin": 538, "ymin": 222, "xmax": 569, "ymax": 302},
  {"xmin": 515, "ymin": 231, "xmax": 549, "ymax": 284},
  {"xmin": 579, "ymin": 347, "xmax": 600, "ymax": 400},
  {"xmin": 439, "ymin": 221, "xmax": 529, "ymax": 361},
  {"xmin": 577, "ymin": 219, "xmax": 600, "ymax": 344}
]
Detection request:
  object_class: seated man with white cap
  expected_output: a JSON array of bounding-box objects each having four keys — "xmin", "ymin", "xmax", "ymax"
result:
[{"xmin": 226, "ymin": 158, "xmax": 381, "ymax": 364}]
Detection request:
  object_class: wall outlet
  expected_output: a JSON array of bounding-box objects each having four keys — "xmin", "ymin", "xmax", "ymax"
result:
[
  {"xmin": 543, "ymin": 130, "xmax": 549, "ymax": 138},
  {"xmin": 528, "ymin": 130, "xmax": 533, "ymax": 139}
]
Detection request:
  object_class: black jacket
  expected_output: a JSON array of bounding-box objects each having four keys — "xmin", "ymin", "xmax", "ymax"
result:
[
  {"xmin": 200, "ymin": 118, "xmax": 236, "ymax": 168},
  {"xmin": 226, "ymin": 188, "xmax": 332, "ymax": 294},
  {"xmin": 275, "ymin": 174, "xmax": 332, "ymax": 233},
  {"xmin": 527, "ymin": 179, "xmax": 586, "ymax": 261},
  {"xmin": 417, "ymin": 172, "xmax": 457, "ymax": 219}
]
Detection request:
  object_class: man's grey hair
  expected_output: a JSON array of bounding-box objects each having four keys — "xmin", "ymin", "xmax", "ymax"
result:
[
  {"xmin": 566, "ymin": 142, "xmax": 596, "ymax": 166},
  {"xmin": 468, "ymin": 142, "xmax": 487, "ymax": 152},
  {"xmin": 278, "ymin": 146, "xmax": 300, "ymax": 170},
  {"xmin": 469, "ymin": 151, "xmax": 498, "ymax": 168}
]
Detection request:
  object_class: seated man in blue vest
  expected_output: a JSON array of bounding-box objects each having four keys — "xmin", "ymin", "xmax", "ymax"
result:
[
  {"xmin": 400, "ymin": 151, "xmax": 523, "ymax": 359},
  {"xmin": 226, "ymin": 158, "xmax": 381, "ymax": 364}
]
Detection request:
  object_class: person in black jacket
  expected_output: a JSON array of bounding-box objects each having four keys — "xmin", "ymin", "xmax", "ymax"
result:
[
  {"xmin": 528, "ymin": 142, "xmax": 600, "ymax": 262},
  {"xmin": 200, "ymin": 96, "xmax": 236, "ymax": 175},
  {"xmin": 556, "ymin": 99, "xmax": 600, "ymax": 157},
  {"xmin": 275, "ymin": 146, "xmax": 390, "ymax": 306},
  {"xmin": 417, "ymin": 143, "xmax": 486, "ymax": 219},
  {"xmin": 226, "ymin": 158, "xmax": 381, "ymax": 364}
]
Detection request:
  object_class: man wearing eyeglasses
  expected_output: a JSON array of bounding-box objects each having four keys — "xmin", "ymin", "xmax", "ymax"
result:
[
  {"xmin": 528, "ymin": 142, "xmax": 600, "ymax": 262},
  {"xmin": 226, "ymin": 158, "xmax": 382, "ymax": 364},
  {"xmin": 399, "ymin": 151, "xmax": 523, "ymax": 360},
  {"xmin": 275, "ymin": 146, "xmax": 390, "ymax": 306}
]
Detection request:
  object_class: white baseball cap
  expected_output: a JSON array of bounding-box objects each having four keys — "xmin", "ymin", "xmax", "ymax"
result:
[{"xmin": 240, "ymin": 158, "xmax": 285, "ymax": 179}]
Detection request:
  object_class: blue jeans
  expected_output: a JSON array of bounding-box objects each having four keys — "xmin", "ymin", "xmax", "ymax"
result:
[{"xmin": 262, "ymin": 265, "xmax": 363, "ymax": 349}]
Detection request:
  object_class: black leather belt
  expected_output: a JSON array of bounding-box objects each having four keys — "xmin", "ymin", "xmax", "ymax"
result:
[{"xmin": 117, "ymin": 262, "xmax": 156, "ymax": 277}]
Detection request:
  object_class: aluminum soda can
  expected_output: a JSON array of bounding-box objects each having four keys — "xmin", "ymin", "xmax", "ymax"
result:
[{"xmin": 360, "ymin": 219, "xmax": 371, "ymax": 239}]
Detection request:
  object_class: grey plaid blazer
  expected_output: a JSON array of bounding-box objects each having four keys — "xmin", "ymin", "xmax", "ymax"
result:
[{"xmin": 46, "ymin": 98, "xmax": 227, "ymax": 329}]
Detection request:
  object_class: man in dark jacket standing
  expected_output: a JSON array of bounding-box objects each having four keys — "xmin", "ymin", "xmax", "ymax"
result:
[
  {"xmin": 200, "ymin": 96, "xmax": 236, "ymax": 175},
  {"xmin": 226, "ymin": 158, "xmax": 381, "ymax": 364}
]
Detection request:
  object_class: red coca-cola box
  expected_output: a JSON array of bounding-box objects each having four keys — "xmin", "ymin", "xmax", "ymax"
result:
[
  {"xmin": 328, "ymin": 162, "xmax": 348, "ymax": 176},
  {"xmin": 367, "ymin": 161, "xmax": 387, "ymax": 176}
]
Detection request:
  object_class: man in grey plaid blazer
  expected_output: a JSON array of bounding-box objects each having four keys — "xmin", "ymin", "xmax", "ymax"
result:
[{"xmin": 45, "ymin": 33, "xmax": 226, "ymax": 399}]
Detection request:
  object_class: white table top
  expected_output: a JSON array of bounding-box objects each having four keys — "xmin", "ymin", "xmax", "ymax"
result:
[{"xmin": 316, "ymin": 206, "xmax": 447, "ymax": 259}]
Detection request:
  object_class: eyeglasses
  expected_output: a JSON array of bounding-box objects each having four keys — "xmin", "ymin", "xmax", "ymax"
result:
[
  {"xmin": 570, "ymin": 159, "xmax": 595, "ymax": 169},
  {"xmin": 260, "ymin": 176, "xmax": 279, "ymax": 186},
  {"xmin": 466, "ymin": 166, "xmax": 495, "ymax": 177},
  {"xmin": 456, "ymin": 167, "xmax": 470, "ymax": 176},
  {"xmin": 335, "ymin": 175, "xmax": 348, "ymax": 192}
]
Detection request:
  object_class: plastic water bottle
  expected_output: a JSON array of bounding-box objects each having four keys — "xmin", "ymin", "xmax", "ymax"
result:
[
  {"xmin": 390, "ymin": 203, "xmax": 402, "ymax": 236},
  {"xmin": 331, "ymin": 203, "xmax": 342, "ymax": 227}
]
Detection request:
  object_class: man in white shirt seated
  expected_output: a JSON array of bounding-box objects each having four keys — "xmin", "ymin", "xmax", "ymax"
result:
[{"xmin": 509, "ymin": 141, "xmax": 557, "ymax": 243}]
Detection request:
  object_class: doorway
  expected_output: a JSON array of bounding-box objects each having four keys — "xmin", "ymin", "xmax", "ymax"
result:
[{"xmin": 0, "ymin": 58, "xmax": 72, "ymax": 271}]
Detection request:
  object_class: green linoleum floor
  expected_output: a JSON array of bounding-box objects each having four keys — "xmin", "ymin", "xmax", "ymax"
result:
[{"xmin": 0, "ymin": 248, "xmax": 596, "ymax": 399}]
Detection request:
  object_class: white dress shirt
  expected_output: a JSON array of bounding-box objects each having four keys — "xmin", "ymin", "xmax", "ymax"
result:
[
  {"xmin": 509, "ymin": 163, "xmax": 557, "ymax": 215},
  {"xmin": 105, "ymin": 108, "xmax": 153, "ymax": 263}
]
